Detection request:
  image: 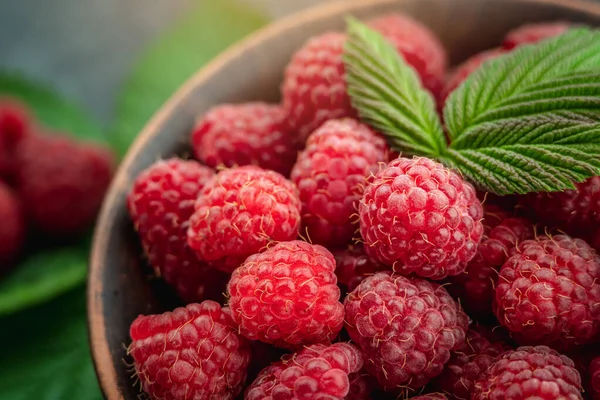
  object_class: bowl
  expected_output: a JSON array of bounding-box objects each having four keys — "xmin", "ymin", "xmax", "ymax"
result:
[{"xmin": 88, "ymin": 0, "xmax": 600, "ymax": 398}]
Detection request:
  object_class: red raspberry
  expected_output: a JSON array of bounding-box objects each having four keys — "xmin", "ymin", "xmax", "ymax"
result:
[
  {"xmin": 441, "ymin": 48, "xmax": 504, "ymax": 104},
  {"xmin": 0, "ymin": 99, "xmax": 29, "ymax": 182},
  {"xmin": 0, "ymin": 182, "xmax": 24, "ymax": 269},
  {"xmin": 334, "ymin": 244, "xmax": 388, "ymax": 293},
  {"xmin": 359, "ymin": 157, "xmax": 484, "ymax": 279},
  {"xmin": 127, "ymin": 158, "xmax": 228, "ymax": 303},
  {"xmin": 128, "ymin": 301, "xmax": 251, "ymax": 400},
  {"xmin": 591, "ymin": 356, "xmax": 600, "ymax": 400},
  {"xmin": 520, "ymin": 177, "xmax": 600, "ymax": 240},
  {"xmin": 290, "ymin": 119, "xmax": 390, "ymax": 247},
  {"xmin": 447, "ymin": 206, "xmax": 534, "ymax": 318},
  {"xmin": 472, "ymin": 346, "xmax": 583, "ymax": 400},
  {"xmin": 228, "ymin": 240, "xmax": 344, "ymax": 348},
  {"xmin": 282, "ymin": 14, "xmax": 446, "ymax": 141},
  {"xmin": 346, "ymin": 374, "xmax": 372, "ymax": 400},
  {"xmin": 502, "ymin": 22, "xmax": 571, "ymax": 50},
  {"xmin": 245, "ymin": 342, "xmax": 364, "ymax": 400},
  {"xmin": 344, "ymin": 272, "xmax": 469, "ymax": 392},
  {"xmin": 432, "ymin": 327, "xmax": 510, "ymax": 400},
  {"xmin": 412, "ymin": 394, "xmax": 448, "ymax": 400},
  {"xmin": 494, "ymin": 234, "xmax": 600, "ymax": 350},
  {"xmin": 16, "ymin": 133, "xmax": 114, "ymax": 235},
  {"xmin": 191, "ymin": 103, "xmax": 298, "ymax": 176},
  {"xmin": 367, "ymin": 13, "xmax": 447, "ymax": 97},
  {"xmin": 187, "ymin": 166, "xmax": 301, "ymax": 273}
]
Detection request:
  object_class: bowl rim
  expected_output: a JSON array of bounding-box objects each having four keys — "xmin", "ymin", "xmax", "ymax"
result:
[{"xmin": 87, "ymin": 0, "xmax": 600, "ymax": 398}]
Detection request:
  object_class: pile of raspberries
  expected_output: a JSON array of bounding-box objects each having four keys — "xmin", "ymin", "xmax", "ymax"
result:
[
  {"xmin": 126, "ymin": 15, "xmax": 600, "ymax": 400},
  {"xmin": 0, "ymin": 100, "xmax": 114, "ymax": 272}
]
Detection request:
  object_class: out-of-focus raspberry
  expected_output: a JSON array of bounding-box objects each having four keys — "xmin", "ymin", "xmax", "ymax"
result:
[{"xmin": 502, "ymin": 21, "xmax": 572, "ymax": 50}]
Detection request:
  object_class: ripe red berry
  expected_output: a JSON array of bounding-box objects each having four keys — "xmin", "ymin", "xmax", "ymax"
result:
[
  {"xmin": 441, "ymin": 48, "xmax": 504, "ymax": 104},
  {"xmin": 245, "ymin": 342, "xmax": 364, "ymax": 400},
  {"xmin": 344, "ymin": 272, "xmax": 469, "ymax": 392},
  {"xmin": 411, "ymin": 394, "xmax": 448, "ymax": 400},
  {"xmin": 191, "ymin": 103, "xmax": 298, "ymax": 176},
  {"xmin": 0, "ymin": 99, "xmax": 29, "ymax": 182},
  {"xmin": 432, "ymin": 327, "xmax": 510, "ymax": 400},
  {"xmin": 290, "ymin": 118, "xmax": 390, "ymax": 248},
  {"xmin": 359, "ymin": 157, "xmax": 484, "ymax": 279},
  {"xmin": 367, "ymin": 13, "xmax": 447, "ymax": 97},
  {"xmin": 447, "ymin": 206, "xmax": 534, "ymax": 318},
  {"xmin": 495, "ymin": 234, "xmax": 600, "ymax": 350},
  {"xmin": 228, "ymin": 240, "xmax": 344, "ymax": 348},
  {"xmin": 127, "ymin": 158, "xmax": 228, "ymax": 303},
  {"xmin": 591, "ymin": 356, "xmax": 600, "ymax": 400},
  {"xmin": 16, "ymin": 133, "xmax": 114, "ymax": 235},
  {"xmin": 472, "ymin": 346, "xmax": 583, "ymax": 400},
  {"xmin": 282, "ymin": 14, "xmax": 446, "ymax": 141},
  {"xmin": 502, "ymin": 22, "xmax": 571, "ymax": 50},
  {"xmin": 520, "ymin": 177, "xmax": 600, "ymax": 240},
  {"xmin": 0, "ymin": 182, "xmax": 24, "ymax": 269},
  {"xmin": 334, "ymin": 244, "xmax": 388, "ymax": 293},
  {"xmin": 128, "ymin": 301, "xmax": 251, "ymax": 400},
  {"xmin": 187, "ymin": 166, "xmax": 301, "ymax": 273}
]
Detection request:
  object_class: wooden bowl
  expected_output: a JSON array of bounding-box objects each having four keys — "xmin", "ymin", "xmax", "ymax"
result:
[{"xmin": 88, "ymin": 0, "xmax": 600, "ymax": 398}]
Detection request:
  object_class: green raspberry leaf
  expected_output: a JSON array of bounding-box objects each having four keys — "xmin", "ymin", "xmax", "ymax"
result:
[
  {"xmin": 110, "ymin": 0, "xmax": 269, "ymax": 156},
  {"xmin": 343, "ymin": 18, "xmax": 445, "ymax": 158},
  {"xmin": 443, "ymin": 28, "xmax": 600, "ymax": 194},
  {"xmin": 0, "ymin": 288, "xmax": 102, "ymax": 400}
]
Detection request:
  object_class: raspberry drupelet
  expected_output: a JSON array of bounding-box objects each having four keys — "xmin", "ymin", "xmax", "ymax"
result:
[
  {"xmin": 187, "ymin": 165, "xmax": 301, "ymax": 273},
  {"xmin": 344, "ymin": 272, "xmax": 469, "ymax": 393},
  {"xmin": 591, "ymin": 356, "xmax": 600, "ymax": 400},
  {"xmin": 245, "ymin": 342, "xmax": 364, "ymax": 400},
  {"xmin": 447, "ymin": 205, "xmax": 534, "ymax": 319},
  {"xmin": 128, "ymin": 301, "xmax": 251, "ymax": 400},
  {"xmin": 359, "ymin": 157, "xmax": 484, "ymax": 280},
  {"xmin": 494, "ymin": 234, "xmax": 600, "ymax": 350},
  {"xmin": 127, "ymin": 158, "xmax": 228, "ymax": 303},
  {"xmin": 0, "ymin": 99, "xmax": 30, "ymax": 182},
  {"xmin": 227, "ymin": 240, "xmax": 344, "ymax": 349},
  {"xmin": 290, "ymin": 118, "xmax": 390, "ymax": 248},
  {"xmin": 191, "ymin": 103, "xmax": 298, "ymax": 176},
  {"xmin": 411, "ymin": 394, "xmax": 448, "ymax": 400},
  {"xmin": 471, "ymin": 346, "xmax": 583, "ymax": 400}
]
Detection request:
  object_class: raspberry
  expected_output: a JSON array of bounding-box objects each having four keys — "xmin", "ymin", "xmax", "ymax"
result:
[
  {"xmin": 359, "ymin": 157, "xmax": 484, "ymax": 279},
  {"xmin": 16, "ymin": 133, "xmax": 114, "ymax": 235},
  {"xmin": 191, "ymin": 103, "xmax": 298, "ymax": 176},
  {"xmin": 502, "ymin": 22, "xmax": 571, "ymax": 50},
  {"xmin": 187, "ymin": 166, "xmax": 301, "ymax": 273},
  {"xmin": 282, "ymin": 14, "xmax": 446, "ymax": 141},
  {"xmin": 228, "ymin": 240, "xmax": 344, "ymax": 348},
  {"xmin": 245, "ymin": 342, "xmax": 364, "ymax": 400},
  {"xmin": 441, "ymin": 48, "xmax": 504, "ymax": 104},
  {"xmin": 344, "ymin": 272, "xmax": 469, "ymax": 392},
  {"xmin": 591, "ymin": 356, "xmax": 600, "ymax": 400},
  {"xmin": 520, "ymin": 177, "xmax": 600, "ymax": 239},
  {"xmin": 367, "ymin": 13, "xmax": 447, "ymax": 97},
  {"xmin": 0, "ymin": 99, "xmax": 29, "ymax": 182},
  {"xmin": 494, "ymin": 234, "xmax": 600, "ymax": 350},
  {"xmin": 472, "ymin": 346, "xmax": 583, "ymax": 400},
  {"xmin": 290, "ymin": 119, "xmax": 390, "ymax": 247},
  {"xmin": 0, "ymin": 182, "xmax": 24, "ymax": 269},
  {"xmin": 127, "ymin": 158, "xmax": 228, "ymax": 303},
  {"xmin": 334, "ymin": 244, "xmax": 388, "ymax": 293},
  {"xmin": 128, "ymin": 301, "xmax": 251, "ymax": 400},
  {"xmin": 447, "ymin": 206, "xmax": 534, "ymax": 318},
  {"xmin": 432, "ymin": 327, "xmax": 510, "ymax": 400}
]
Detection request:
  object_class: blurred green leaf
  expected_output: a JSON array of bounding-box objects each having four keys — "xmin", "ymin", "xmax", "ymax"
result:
[
  {"xmin": 0, "ymin": 287, "xmax": 102, "ymax": 400},
  {"xmin": 110, "ymin": 0, "xmax": 269, "ymax": 156},
  {"xmin": 0, "ymin": 72, "xmax": 104, "ymax": 142},
  {"xmin": 0, "ymin": 247, "xmax": 89, "ymax": 316}
]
